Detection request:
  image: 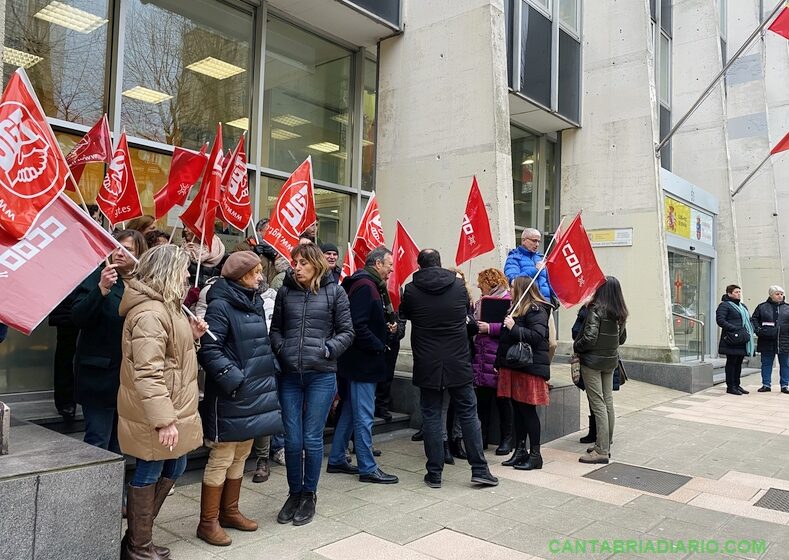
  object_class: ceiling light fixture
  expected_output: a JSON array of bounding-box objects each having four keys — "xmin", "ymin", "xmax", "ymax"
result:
[
  {"xmin": 122, "ymin": 86, "xmax": 172, "ymax": 104},
  {"xmin": 331, "ymin": 114, "xmax": 349, "ymax": 125},
  {"xmin": 3, "ymin": 47, "xmax": 43, "ymax": 68},
  {"xmin": 186, "ymin": 57, "xmax": 245, "ymax": 80},
  {"xmin": 272, "ymin": 114, "xmax": 310, "ymax": 127},
  {"xmin": 522, "ymin": 158, "xmax": 534, "ymax": 165},
  {"xmin": 34, "ymin": 1, "xmax": 108, "ymax": 33},
  {"xmin": 308, "ymin": 142, "xmax": 340, "ymax": 153},
  {"xmin": 271, "ymin": 128, "xmax": 301, "ymax": 140},
  {"xmin": 225, "ymin": 117, "xmax": 249, "ymax": 130},
  {"xmin": 330, "ymin": 151, "xmax": 347, "ymax": 160}
]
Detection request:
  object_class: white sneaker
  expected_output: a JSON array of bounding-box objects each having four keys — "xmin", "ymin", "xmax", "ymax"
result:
[{"xmin": 271, "ymin": 448, "xmax": 286, "ymax": 466}]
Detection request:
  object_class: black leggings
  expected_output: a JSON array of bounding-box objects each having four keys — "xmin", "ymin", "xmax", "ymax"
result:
[
  {"xmin": 725, "ymin": 355, "xmax": 745, "ymax": 389},
  {"xmin": 512, "ymin": 400, "xmax": 541, "ymax": 449}
]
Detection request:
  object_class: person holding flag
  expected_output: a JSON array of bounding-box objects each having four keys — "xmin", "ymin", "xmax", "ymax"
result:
[{"xmin": 504, "ymin": 229, "xmax": 555, "ymax": 302}]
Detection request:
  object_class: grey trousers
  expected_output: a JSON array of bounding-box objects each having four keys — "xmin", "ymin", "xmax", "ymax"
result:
[{"xmin": 581, "ymin": 365, "xmax": 615, "ymax": 454}]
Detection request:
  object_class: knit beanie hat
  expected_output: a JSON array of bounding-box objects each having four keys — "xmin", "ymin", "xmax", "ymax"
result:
[
  {"xmin": 221, "ymin": 251, "xmax": 260, "ymax": 281},
  {"xmin": 320, "ymin": 242, "xmax": 339, "ymax": 254}
]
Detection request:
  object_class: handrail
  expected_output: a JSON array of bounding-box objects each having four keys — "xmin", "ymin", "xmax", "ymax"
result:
[{"xmin": 672, "ymin": 312, "xmax": 706, "ymax": 363}]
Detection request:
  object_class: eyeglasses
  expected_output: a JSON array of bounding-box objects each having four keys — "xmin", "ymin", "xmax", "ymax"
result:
[{"xmin": 523, "ymin": 237, "xmax": 541, "ymax": 242}]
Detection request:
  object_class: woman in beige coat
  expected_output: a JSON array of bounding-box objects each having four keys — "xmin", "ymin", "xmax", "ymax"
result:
[{"xmin": 118, "ymin": 245, "xmax": 208, "ymax": 560}]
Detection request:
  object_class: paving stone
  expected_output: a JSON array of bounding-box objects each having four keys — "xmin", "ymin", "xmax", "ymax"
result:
[
  {"xmin": 411, "ymin": 500, "xmax": 477, "ymax": 525},
  {"xmin": 407, "ymin": 529, "xmax": 534, "ymax": 560},
  {"xmin": 366, "ymin": 512, "xmax": 444, "ymax": 545},
  {"xmin": 315, "ymin": 532, "xmax": 435, "ymax": 560},
  {"xmin": 648, "ymin": 517, "xmax": 719, "ymax": 542},
  {"xmin": 491, "ymin": 522, "xmax": 571, "ymax": 558},
  {"xmin": 444, "ymin": 510, "xmax": 523, "ymax": 540},
  {"xmin": 556, "ymin": 496, "xmax": 622, "ymax": 519},
  {"xmin": 604, "ymin": 506, "xmax": 666, "ymax": 533},
  {"xmin": 625, "ymin": 494, "xmax": 686, "ymax": 518}
]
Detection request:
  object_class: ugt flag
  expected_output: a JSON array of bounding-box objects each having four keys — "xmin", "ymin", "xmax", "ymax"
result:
[
  {"xmin": 180, "ymin": 123, "xmax": 223, "ymax": 247},
  {"xmin": 219, "ymin": 135, "xmax": 251, "ymax": 231},
  {"xmin": 387, "ymin": 220, "xmax": 420, "ymax": 310},
  {"xmin": 65, "ymin": 113, "xmax": 112, "ymax": 187},
  {"xmin": 340, "ymin": 243, "xmax": 355, "ymax": 283},
  {"xmin": 153, "ymin": 144, "xmax": 208, "ymax": 219},
  {"xmin": 0, "ymin": 194, "xmax": 119, "ymax": 334},
  {"xmin": 544, "ymin": 212, "xmax": 605, "ymax": 307},
  {"xmin": 350, "ymin": 192, "xmax": 385, "ymax": 270},
  {"xmin": 96, "ymin": 131, "xmax": 143, "ymax": 226},
  {"xmin": 0, "ymin": 68, "xmax": 71, "ymax": 240},
  {"xmin": 262, "ymin": 157, "xmax": 316, "ymax": 260},
  {"xmin": 455, "ymin": 176, "xmax": 494, "ymax": 266}
]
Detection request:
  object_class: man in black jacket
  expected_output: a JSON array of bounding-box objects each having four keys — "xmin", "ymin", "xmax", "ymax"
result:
[
  {"xmin": 400, "ymin": 249, "xmax": 498, "ymax": 489},
  {"xmin": 327, "ymin": 247, "xmax": 399, "ymax": 484}
]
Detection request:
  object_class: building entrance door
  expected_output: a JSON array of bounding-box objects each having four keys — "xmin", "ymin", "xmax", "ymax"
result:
[{"xmin": 668, "ymin": 250, "xmax": 712, "ymax": 360}]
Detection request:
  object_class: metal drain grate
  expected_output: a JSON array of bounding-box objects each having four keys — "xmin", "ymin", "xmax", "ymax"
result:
[
  {"xmin": 754, "ymin": 488, "xmax": 789, "ymax": 513},
  {"xmin": 583, "ymin": 463, "xmax": 691, "ymax": 495}
]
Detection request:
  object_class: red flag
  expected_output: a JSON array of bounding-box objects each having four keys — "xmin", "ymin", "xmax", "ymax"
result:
[
  {"xmin": 0, "ymin": 68, "xmax": 71, "ymax": 240},
  {"xmin": 455, "ymin": 176, "xmax": 495, "ymax": 266},
  {"xmin": 769, "ymin": 5, "xmax": 789, "ymax": 40},
  {"xmin": 153, "ymin": 145, "xmax": 208, "ymax": 219},
  {"xmin": 340, "ymin": 242, "xmax": 356, "ymax": 283},
  {"xmin": 350, "ymin": 193, "xmax": 385, "ymax": 270},
  {"xmin": 771, "ymin": 131, "xmax": 789, "ymax": 155},
  {"xmin": 544, "ymin": 213, "xmax": 605, "ymax": 308},
  {"xmin": 65, "ymin": 114, "xmax": 112, "ymax": 188},
  {"xmin": 180, "ymin": 124, "xmax": 223, "ymax": 247},
  {"xmin": 0, "ymin": 194, "xmax": 119, "ymax": 334},
  {"xmin": 96, "ymin": 132, "xmax": 143, "ymax": 226},
  {"xmin": 387, "ymin": 221, "xmax": 420, "ymax": 310},
  {"xmin": 262, "ymin": 157, "xmax": 317, "ymax": 260},
  {"xmin": 219, "ymin": 135, "xmax": 251, "ymax": 231}
]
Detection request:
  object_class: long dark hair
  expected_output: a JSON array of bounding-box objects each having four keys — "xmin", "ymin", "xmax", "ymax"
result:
[{"xmin": 590, "ymin": 276, "xmax": 628, "ymax": 325}]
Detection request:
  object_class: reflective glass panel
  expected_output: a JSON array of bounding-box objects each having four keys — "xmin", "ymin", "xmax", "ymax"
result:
[
  {"xmin": 543, "ymin": 140, "xmax": 557, "ymax": 234},
  {"xmin": 559, "ymin": 0, "xmax": 578, "ymax": 33},
  {"xmin": 520, "ymin": 3, "xmax": 551, "ymax": 107},
  {"xmin": 511, "ymin": 127, "xmax": 536, "ymax": 228},
  {"xmin": 362, "ymin": 57, "xmax": 377, "ymax": 190}
]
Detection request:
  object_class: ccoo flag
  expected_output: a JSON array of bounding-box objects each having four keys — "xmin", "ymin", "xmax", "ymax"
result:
[
  {"xmin": 96, "ymin": 131, "xmax": 143, "ymax": 226},
  {"xmin": 387, "ymin": 220, "xmax": 420, "ymax": 310},
  {"xmin": 455, "ymin": 176, "xmax": 495, "ymax": 266},
  {"xmin": 153, "ymin": 144, "xmax": 208, "ymax": 219},
  {"xmin": 65, "ymin": 113, "xmax": 112, "ymax": 187},
  {"xmin": 262, "ymin": 157, "xmax": 317, "ymax": 260},
  {"xmin": 544, "ymin": 212, "xmax": 605, "ymax": 308},
  {"xmin": 219, "ymin": 135, "xmax": 251, "ymax": 232}
]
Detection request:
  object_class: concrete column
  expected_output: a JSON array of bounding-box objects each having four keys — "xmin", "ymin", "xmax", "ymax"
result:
[{"xmin": 559, "ymin": 0, "xmax": 676, "ymax": 361}]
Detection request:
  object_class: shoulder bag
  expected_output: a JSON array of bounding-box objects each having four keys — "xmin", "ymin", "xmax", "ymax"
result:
[{"xmin": 503, "ymin": 326, "xmax": 533, "ymax": 370}]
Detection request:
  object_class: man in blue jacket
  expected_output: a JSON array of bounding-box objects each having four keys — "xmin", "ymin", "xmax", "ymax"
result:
[{"xmin": 504, "ymin": 228, "xmax": 555, "ymax": 301}]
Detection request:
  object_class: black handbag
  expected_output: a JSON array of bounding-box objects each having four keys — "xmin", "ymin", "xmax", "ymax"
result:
[
  {"xmin": 504, "ymin": 327, "xmax": 533, "ymax": 370},
  {"xmin": 723, "ymin": 328, "xmax": 750, "ymax": 347}
]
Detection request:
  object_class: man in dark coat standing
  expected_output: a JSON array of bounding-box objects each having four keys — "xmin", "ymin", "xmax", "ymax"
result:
[
  {"xmin": 400, "ymin": 249, "xmax": 498, "ymax": 489},
  {"xmin": 327, "ymin": 247, "xmax": 399, "ymax": 484}
]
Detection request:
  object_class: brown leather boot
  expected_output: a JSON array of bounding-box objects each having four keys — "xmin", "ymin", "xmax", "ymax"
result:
[
  {"xmin": 196, "ymin": 483, "xmax": 232, "ymax": 546},
  {"xmin": 121, "ymin": 484, "xmax": 166, "ymax": 560},
  {"xmin": 219, "ymin": 477, "xmax": 258, "ymax": 531},
  {"xmin": 150, "ymin": 478, "xmax": 176, "ymax": 558}
]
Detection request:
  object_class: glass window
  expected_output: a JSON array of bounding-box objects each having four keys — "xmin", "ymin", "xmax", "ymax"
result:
[
  {"xmin": 650, "ymin": 0, "xmax": 657, "ymax": 21},
  {"xmin": 659, "ymin": 33, "xmax": 670, "ymax": 106},
  {"xmin": 559, "ymin": 0, "xmax": 578, "ymax": 33},
  {"xmin": 348, "ymin": 0, "xmax": 401, "ymax": 27},
  {"xmin": 661, "ymin": 0, "xmax": 672, "ymax": 35},
  {"xmin": 0, "ymin": 324, "xmax": 56, "ymax": 393},
  {"xmin": 263, "ymin": 18, "xmax": 353, "ymax": 186},
  {"xmin": 362, "ymin": 58, "xmax": 377, "ymax": 191},
  {"xmin": 543, "ymin": 140, "xmax": 557, "ymax": 234},
  {"xmin": 3, "ymin": 0, "xmax": 110, "ymax": 125},
  {"xmin": 660, "ymin": 105, "xmax": 671, "ymax": 171},
  {"xmin": 529, "ymin": 0, "xmax": 552, "ymax": 14},
  {"xmin": 719, "ymin": 0, "xmax": 726, "ymax": 38},
  {"xmin": 511, "ymin": 127, "xmax": 536, "ymax": 227},
  {"xmin": 504, "ymin": 0, "xmax": 513, "ymax": 88},
  {"xmin": 520, "ymin": 3, "xmax": 552, "ymax": 108},
  {"xmin": 558, "ymin": 31, "xmax": 581, "ymax": 124},
  {"xmin": 56, "ymin": 131, "xmax": 107, "ymax": 204},
  {"xmin": 121, "ymin": 0, "xmax": 252, "ymax": 150}
]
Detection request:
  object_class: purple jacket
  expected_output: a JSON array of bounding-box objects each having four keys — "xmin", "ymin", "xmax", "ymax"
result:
[{"xmin": 471, "ymin": 289, "xmax": 510, "ymax": 388}]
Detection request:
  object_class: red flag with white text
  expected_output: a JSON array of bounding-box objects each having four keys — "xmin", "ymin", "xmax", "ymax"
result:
[
  {"xmin": 153, "ymin": 144, "xmax": 208, "ymax": 219},
  {"xmin": 0, "ymin": 68, "xmax": 71, "ymax": 240},
  {"xmin": 180, "ymin": 124, "xmax": 223, "ymax": 246},
  {"xmin": 544, "ymin": 213, "xmax": 605, "ymax": 308},
  {"xmin": 96, "ymin": 132, "xmax": 143, "ymax": 226},
  {"xmin": 0, "ymin": 194, "xmax": 119, "ymax": 334},
  {"xmin": 351, "ymin": 193, "xmax": 385, "ymax": 270},
  {"xmin": 455, "ymin": 176, "xmax": 495, "ymax": 266},
  {"xmin": 66, "ymin": 113, "xmax": 112, "ymax": 187},
  {"xmin": 219, "ymin": 135, "xmax": 251, "ymax": 231},
  {"xmin": 387, "ymin": 220, "xmax": 420, "ymax": 310},
  {"xmin": 340, "ymin": 242, "xmax": 356, "ymax": 283},
  {"xmin": 262, "ymin": 157, "xmax": 316, "ymax": 260}
]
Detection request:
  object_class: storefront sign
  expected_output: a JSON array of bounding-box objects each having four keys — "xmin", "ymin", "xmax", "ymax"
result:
[
  {"xmin": 664, "ymin": 195, "xmax": 714, "ymax": 245},
  {"xmin": 587, "ymin": 228, "xmax": 633, "ymax": 247},
  {"xmin": 690, "ymin": 209, "xmax": 714, "ymax": 245}
]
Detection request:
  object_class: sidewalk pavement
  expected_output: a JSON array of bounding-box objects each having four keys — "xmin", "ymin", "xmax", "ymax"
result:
[{"xmin": 147, "ymin": 371, "xmax": 789, "ymax": 560}]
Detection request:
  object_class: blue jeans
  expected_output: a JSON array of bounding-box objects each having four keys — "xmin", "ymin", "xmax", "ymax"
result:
[
  {"xmin": 761, "ymin": 351, "xmax": 789, "ymax": 388},
  {"xmin": 271, "ymin": 433, "xmax": 284, "ymax": 453},
  {"xmin": 278, "ymin": 372, "xmax": 337, "ymax": 494},
  {"xmin": 131, "ymin": 456, "xmax": 188, "ymax": 487},
  {"xmin": 82, "ymin": 405, "xmax": 121, "ymax": 455},
  {"xmin": 329, "ymin": 380, "xmax": 378, "ymax": 475}
]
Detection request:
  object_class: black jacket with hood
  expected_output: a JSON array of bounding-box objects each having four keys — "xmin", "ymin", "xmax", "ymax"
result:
[
  {"xmin": 400, "ymin": 267, "xmax": 474, "ymax": 390},
  {"xmin": 751, "ymin": 297, "xmax": 789, "ymax": 354},
  {"xmin": 269, "ymin": 269, "xmax": 354, "ymax": 375}
]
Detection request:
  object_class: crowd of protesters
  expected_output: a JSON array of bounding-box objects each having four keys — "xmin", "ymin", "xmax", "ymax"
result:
[{"xmin": 37, "ymin": 213, "xmax": 639, "ymax": 560}]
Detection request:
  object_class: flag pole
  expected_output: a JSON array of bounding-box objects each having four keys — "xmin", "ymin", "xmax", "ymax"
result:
[
  {"xmin": 250, "ymin": 217, "xmax": 260, "ymax": 244},
  {"xmin": 194, "ymin": 226, "xmax": 205, "ymax": 289},
  {"xmin": 731, "ymin": 152, "xmax": 773, "ymax": 198},
  {"xmin": 168, "ymin": 225, "xmax": 179, "ymax": 244},
  {"xmin": 656, "ymin": 0, "xmax": 786, "ymax": 154}
]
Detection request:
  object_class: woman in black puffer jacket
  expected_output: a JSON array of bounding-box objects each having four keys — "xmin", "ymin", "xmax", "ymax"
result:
[
  {"xmin": 197, "ymin": 251, "xmax": 284, "ymax": 546},
  {"xmin": 269, "ymin": 243, "xmax": 354, "ymax": 527},
  {"xmin": 716, "ymin": 284, "xmax": 755, "ymax": 395}
]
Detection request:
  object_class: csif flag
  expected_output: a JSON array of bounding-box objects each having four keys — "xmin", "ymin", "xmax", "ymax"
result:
[
  {"xmin": 180, "ymin": 123, "xmax": 223, "ymax": 247},
  {"xmin": 153, "ymin": 144, "xmax": 208, "ymax": 219},
  {"xmin": 96, "ymin": 131, "xmax": 143, "ymax": 226},
  {"xmin": 350, "ymin": 192, "xmax": 385, "ymax": 271},
  {"xmin": 544, "ymin": 212, "xmax": 605, "ymax": 308},
  {"xmin": 768, "ymin": 3, "xmax": 789, "ymax": 40},
  {"xmin": 262, "ymin": 157, "xmax": 316, "ymax": 260},
  {"xmin": 219, "ymin": 135, "xmax": 251, "ymax": 232},
  {"xmin": 455, "ymin": 176, "xmax": 495, "ymax": 266},
  {"xmin": 0, "ymin": 68, "xmax": 72, "ymax": 240},
  {"xmin": 65, "ymin": 113, "xmax": 112, "ymax": 187},
  {"xmin": 387, "ymin": 220, "xmax": 420, "ymax": 310},
  {"xmin": 0, "ymin": 194, "xmax": 120, "ymax": 334}
]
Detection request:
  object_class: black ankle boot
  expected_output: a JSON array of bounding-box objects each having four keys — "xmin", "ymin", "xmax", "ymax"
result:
[
  {"xmin": 443, "ymin": 441, "xmax": 455, "ymax": 465},
  {"xmin": 502, "ymin": 440, "xmax": 527, "ymax": 467},
  {"xmin": 449, "ymin": 437, "xmax": 467, "ymax": 460},
  {"xmin": 579, "ymin": 415, "xmax": 596, "ymax": 444},
  {"xmin": 495, "ymin": 434, "xmax": 513, "ymax": 456},
  {"xmin": 514, "ymin": 446, "xmax": 543, "ymax": 470},
  {"xmin": 292, "ymin": 492, "xmax": 316, "ymax": 526}
]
